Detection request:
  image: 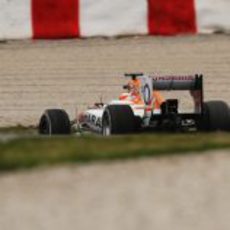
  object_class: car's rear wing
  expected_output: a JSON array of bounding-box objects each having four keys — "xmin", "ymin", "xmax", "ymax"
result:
[
  {"xmin": 151, "ymin": 74, "xmax": 203, "ymax": 91},
  {"xmin": 124, "ymin": 73, "xmax": 203, "ymax": 91},
  {"xmin": 124, "ymin": 73, "xmax": 204, "ymax": 113}
]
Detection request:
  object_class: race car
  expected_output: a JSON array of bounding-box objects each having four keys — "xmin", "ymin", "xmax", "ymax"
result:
[{"xmin": 38, "ymin": 73, "xmax": 230, "ymax": 135}]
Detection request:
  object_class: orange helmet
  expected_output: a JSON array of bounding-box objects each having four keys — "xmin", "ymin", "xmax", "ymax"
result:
[{"xmin": 128, "ymin": 78, "xmax": 141, "ymax": 89}]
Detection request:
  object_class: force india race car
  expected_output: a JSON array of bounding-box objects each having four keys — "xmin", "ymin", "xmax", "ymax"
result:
[{"xmin": 38, "ymin": 73, "xmax": 230, "ymax": 135}]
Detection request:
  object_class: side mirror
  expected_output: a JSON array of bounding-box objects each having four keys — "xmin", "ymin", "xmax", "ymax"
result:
[{"xmin": 123, "ymin": 84, "xmax": 129, "ymax": 90}]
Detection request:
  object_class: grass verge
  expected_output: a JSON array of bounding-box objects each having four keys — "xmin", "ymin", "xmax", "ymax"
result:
[{"xmin": 0, "ymin": 132, "xmax": 230, "ymax": 172}]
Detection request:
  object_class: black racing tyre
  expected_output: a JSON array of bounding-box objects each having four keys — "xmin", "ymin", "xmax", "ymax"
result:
[
  {"xmin": 102, "ymin": 105, "xmax": 136, "ymax": 135},
  {"xmin": 39, "ymin": 109, "xmax": 71, "ymax": 135},
  {"xmin": 199, "ymin": 101, "xmax": 230, "ymax": 131}
]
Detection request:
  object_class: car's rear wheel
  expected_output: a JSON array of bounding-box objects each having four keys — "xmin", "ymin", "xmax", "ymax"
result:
[
  {"xmin": 39, "ymin": 109, "xmax": 71, "ymax": 135},
  {"xmin": 199, "ymin": 101, "xmax": 230, "ymax": 131},
  {"xmin": 102, "ymin": 105, "xmax": 136, "ymax": 136}
]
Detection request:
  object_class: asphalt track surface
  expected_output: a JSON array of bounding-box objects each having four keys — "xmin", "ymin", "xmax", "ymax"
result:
[
  {"xmin": 0, "ymin": 150, "xmax": 230, "ymax": 230},
  {"xmin": 0, "ymin": 35, "xmax": 229, "ymax": 126}
]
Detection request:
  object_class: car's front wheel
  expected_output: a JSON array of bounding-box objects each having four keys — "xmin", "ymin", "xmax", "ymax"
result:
[{"xmin": 39, "ymin": 109, "xmax": 71, "ymax": 135}]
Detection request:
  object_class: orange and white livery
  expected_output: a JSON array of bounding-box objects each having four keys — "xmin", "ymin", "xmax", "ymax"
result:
[{"xmin": 39, "ymin": 73, "xmax": 230, "ymax": 136}]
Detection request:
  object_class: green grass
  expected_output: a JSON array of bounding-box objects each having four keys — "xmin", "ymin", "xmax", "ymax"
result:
[{"xmin": 0, "ymin": 132, "xmax": 230, "ymax": 172}]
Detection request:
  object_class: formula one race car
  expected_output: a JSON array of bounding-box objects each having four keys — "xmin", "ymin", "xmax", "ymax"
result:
[{"xmin": 38, "ymin": 73, "xmax": 230, "ymax": 135}]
